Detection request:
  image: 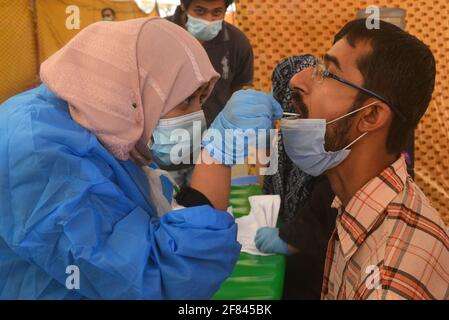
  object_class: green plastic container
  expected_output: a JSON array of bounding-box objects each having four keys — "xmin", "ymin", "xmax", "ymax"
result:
[{"xmin": 212, "ymin": 185, "xmax": 285, "ymax": 300}]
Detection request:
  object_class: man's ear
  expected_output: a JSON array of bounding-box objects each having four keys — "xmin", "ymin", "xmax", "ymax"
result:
[{"xmin": 357, "ymin": 101, "xmax": 392, "ymax": 132}]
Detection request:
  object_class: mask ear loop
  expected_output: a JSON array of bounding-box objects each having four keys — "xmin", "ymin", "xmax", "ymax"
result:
[
  {"xmin": 327, "ymin": 101, "xmax": 378, "ymax": 125},
  {"xmin": 342, "ymin": 132, "xmax": 368, "ymax": 150},
  {"xmin": 329, "ymin": 101, "xmax": 378, "ymax": 150}
]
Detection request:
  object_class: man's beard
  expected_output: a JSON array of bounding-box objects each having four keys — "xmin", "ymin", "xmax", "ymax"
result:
[{"xmin": 324, "ymin": 115, "xmax": 354, "ymax": 152}]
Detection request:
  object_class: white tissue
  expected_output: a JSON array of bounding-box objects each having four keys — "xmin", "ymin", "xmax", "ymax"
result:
[{"xmin": 235, "ymin": 195, "xmax": 281, "ymax": 256}]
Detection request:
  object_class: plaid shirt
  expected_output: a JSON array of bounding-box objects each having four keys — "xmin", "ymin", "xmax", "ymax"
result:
[{"xmin": 322, "ymin": 156, "xmax": 449, "ymax": 300}]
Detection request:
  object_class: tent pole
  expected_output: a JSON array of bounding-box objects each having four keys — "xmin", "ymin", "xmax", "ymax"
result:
[{"xmin": 29, "ymin": 0, "xmax": 41, "ymax": 68}]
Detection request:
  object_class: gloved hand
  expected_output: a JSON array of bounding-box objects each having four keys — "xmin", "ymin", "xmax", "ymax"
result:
[
  {"xmin": 255, "ymin": 227, "xmax": 290, "ymax": 255},
  {"xmin": 202, "ymin": 90, "xmax": 283, "ymax": 166}
]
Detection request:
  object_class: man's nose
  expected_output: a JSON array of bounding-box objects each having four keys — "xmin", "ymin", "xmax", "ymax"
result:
[{"xmin": 289, "ymin": 67, "xmax": 313, "ymax": 94}]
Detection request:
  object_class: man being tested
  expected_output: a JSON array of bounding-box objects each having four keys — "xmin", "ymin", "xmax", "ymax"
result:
[{"xmin": 277, "ymin": 19, "xmax": 448, "ymax": 299}]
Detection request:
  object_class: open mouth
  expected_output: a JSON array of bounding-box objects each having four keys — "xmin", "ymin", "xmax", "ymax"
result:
[
  {"xmin": 291, "ymin": 90, "xmax": 308, "ymax": 119},
  {"xmin": 283, "ymin": 112, "xmax": 301, "ymax": 119}
]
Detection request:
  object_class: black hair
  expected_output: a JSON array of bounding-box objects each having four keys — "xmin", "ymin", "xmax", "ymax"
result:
[
  {"xmin": 180, "ymin": 0, "xmax": 233, "ymax": 10},
  {"xmin": 101, "ymin": 8, "xmax": 116, "ymax": 17},
  {"xmin": 333, "ymin": 19, "xmax": 436, "ymax": 155}
]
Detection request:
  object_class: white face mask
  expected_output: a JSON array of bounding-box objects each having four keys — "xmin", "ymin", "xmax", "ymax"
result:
[
  {"xmin": 185, "ymin": 14, "xmax": 223, "ymax": 41},
  {"xmin": 281, "ymin": 101, "xmax": 376, "ymax": 176},
  {"xmin": 148, "ymin": 110, "xmax": 206, "ymax": 167}
]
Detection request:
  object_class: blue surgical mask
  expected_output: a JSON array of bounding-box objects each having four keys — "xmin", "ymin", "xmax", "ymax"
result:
[
  {"xmin": 148, "ymin": 110, "xmax": 206, "ymax": 166},
  {"xmin": 185, "ymin": 14, "xmax": 223, "ymax": 41},
  {"xmin": 281, "ymin": 102, "xmax": 376, "ymax": 176}
]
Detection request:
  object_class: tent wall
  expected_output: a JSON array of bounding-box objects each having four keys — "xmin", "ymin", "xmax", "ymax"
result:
[
  {"xmin": 36, "ymin": 0, "xmax": 152, "ymax": 63},
  {"xmin": 0, "ymin": 0, "xmax": 155, "ymax": 102},
  {"xmin": 0, "ymin": 0, "xmax": 38, "ymax": 102}
]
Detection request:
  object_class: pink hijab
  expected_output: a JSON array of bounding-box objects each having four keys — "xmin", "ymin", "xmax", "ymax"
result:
[{"xmin": 40, "ymin": 17, "xmax": 219, "ymax": 160}]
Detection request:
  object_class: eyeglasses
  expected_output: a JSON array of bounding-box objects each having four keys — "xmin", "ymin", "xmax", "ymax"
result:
[{"xmin": 311, "ymin": 57, "xmax": 406, "ymax": 122}]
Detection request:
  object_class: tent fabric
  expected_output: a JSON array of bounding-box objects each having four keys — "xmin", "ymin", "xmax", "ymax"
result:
[
  {"xmin": 0, "ymin": 0, "xmax": 38, "ymax": 102},
  {"xmin": 36, "ymin": 0, "xmax": 155, "ymax": 63}
]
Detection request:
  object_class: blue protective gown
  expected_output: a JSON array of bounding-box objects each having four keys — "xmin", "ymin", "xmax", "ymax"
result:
[{"xmin": 0, "ymin": 85, "xmax": 241, "ymax": 299}]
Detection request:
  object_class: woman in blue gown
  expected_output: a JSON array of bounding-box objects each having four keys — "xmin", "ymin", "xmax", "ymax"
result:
[{"xmin": 0, "ymin": 17, "xmax": 241, "ymax": 300}]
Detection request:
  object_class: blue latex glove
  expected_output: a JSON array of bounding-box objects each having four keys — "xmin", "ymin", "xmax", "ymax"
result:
[
  {"xmin": 255, "ymin": 227, "xmax": 290, "ymax": 255},
  {"xmin": 202, "ymin": 89, "xmax": 283, "ymax": 166}
]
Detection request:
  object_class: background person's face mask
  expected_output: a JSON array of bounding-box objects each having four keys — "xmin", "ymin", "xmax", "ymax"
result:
[
  {"xmin": 148, "ymin": 110, "xmax": 206, "ymax": 166},
  {"xmin": 281, "ymin": 102, "xmax": 376, "ymax": 176},
  {"xmin": 185, "ymin": 14, "xmax": 223, "ymax": 41}
]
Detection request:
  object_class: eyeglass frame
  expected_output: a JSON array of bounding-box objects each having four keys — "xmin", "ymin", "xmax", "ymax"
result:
[{"xmin": 311, "ymin": 57, "xmax": 407, "ymax": 123}]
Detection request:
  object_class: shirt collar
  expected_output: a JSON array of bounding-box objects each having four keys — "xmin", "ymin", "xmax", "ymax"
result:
[{"xmin": 332, "ymin": 155, "xmax": 408, "ymax": 261}]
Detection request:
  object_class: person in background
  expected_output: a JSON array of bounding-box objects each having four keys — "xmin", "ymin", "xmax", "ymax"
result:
[
  {"xmin": 166, "ymin": 0, "xmax": 254, "ymax": 186},
  {"xmin": 167, "ymin": 0, "xmax": 253, "ymax": 125},
  {"xmin": 257, "ymin": 176, "xmax": 337, "ymax": 300},
  {"xmin": 101, "ymin": 7, "xmax": 116, "ymax": 21},
  {"xmin": 258, "ymin": 55, "xmax": 337, "ymax": 300},
  {"xmin": 263, "ymin": 55, "xmax": 316, "ymax": 222}
]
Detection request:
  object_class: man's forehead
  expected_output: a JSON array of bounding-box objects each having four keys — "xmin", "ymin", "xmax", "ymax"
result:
[{"xmin": 326, "ymin": 37, "xmax": 371, "ymax": 80}]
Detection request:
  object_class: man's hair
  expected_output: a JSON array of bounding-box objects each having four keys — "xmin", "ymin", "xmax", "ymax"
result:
[
  {"xmin": 181, "ymin": 0, "xmax": 234, "ymax": 10},
  {"xmin": 333, "ymin": 19, "xmax": 436, "ymax": 155},
  {"xmin": 101, "ymin": 7, "xmax": 115, "ymax": 17}
]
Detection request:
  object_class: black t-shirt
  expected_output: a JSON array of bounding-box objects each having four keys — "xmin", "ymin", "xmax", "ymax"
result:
[
  {"xmin": 279, "ymin": 176, "xmax": 337, "ymax": 254},
  {"xmin": 175, "ymin": 185, "xmax": 213, "ymax": 208},
  {"xmin": 166, "ymin": 8, "xmax": 254, "ymax": 125},
  {"xmin": 279, "ymin": 176, "xmax": 338, "ymax": 299}
]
